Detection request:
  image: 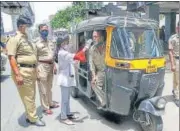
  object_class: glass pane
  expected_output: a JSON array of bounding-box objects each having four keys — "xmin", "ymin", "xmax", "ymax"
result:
[{"xmin": 111, "ymin": 27, "xmax": 164, "ymax": 59}]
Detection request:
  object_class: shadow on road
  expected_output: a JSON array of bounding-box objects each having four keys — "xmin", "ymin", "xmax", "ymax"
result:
[
  {"xmin": 17, "ymin": 106, "xmax": 43, "ymax": 127},
  {"xmin": 0, "ymin": 74, "xmax": 10, "ymax": 83},
  {"xmin": 74, "ymin": 95, "xmax": 142, "ymax": 131},
  {"xmin": 55, "ymin": 111, "xmax": 89, "ymax": 123}
]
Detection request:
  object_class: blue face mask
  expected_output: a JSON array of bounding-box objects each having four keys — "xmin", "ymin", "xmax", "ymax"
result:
[{"xmin": 40, "ymin": 30, "xmax": 48, "ymax": 40}]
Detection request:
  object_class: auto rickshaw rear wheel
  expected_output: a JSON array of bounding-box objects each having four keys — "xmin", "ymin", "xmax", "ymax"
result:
[{"xmin": 71, "ymin": 86, "xmax": 79, "ymax": 98}]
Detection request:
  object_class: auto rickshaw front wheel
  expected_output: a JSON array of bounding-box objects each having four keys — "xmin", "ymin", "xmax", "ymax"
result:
[{"xmin": 133, "ymin": 111, "xmax": 163, "ymax": 131}]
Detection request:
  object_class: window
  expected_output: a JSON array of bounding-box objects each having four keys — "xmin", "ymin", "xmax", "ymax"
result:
[
  {"xmin": 110, "ymin": 27, "xmax": 164, "ymax": 59},
  {"xmin": 111, "ymin": 29, "xmax": 125, "ymax": 58}
]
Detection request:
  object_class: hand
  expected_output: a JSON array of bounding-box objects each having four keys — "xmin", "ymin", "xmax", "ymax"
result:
[
  {"xmin": 171, "ymin": 64, "xmax": 176, "ymax": 72},
  {"xmin": 53, "ymin": 65, "xmax": 57, "ymax": 74},
  {"xmin": 83, "ymin": 39, "xmax": 93, "ymax": 52},
  {"xmin": 15, "ymin": 74, "xmax": 24, "ymax": 86}
]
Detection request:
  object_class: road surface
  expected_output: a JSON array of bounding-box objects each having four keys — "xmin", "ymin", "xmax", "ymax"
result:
[{"xmin": 1, "ymin": 62, "xmax": 179, "ymax": 131}]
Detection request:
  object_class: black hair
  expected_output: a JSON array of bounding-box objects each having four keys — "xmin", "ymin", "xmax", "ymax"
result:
[
  {"xmin": 93, "ymin": 30, "xmax": 103, "ymax": 36},
  {"xmin": 56, "ymin": 35, "xmax": 69, "ymax": 46},
  {"xmin": 38, "ymin": 24, "xmax": 48, "ymax": 31},
  {"xmin": 93, "ymin": 30, "xmax": 106, "ymax": 41}
]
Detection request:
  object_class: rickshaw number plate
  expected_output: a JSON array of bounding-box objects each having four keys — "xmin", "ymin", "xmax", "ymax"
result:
[{"xmin": 146, "ymin": 65, "xmax": 157, "ymax": 73}]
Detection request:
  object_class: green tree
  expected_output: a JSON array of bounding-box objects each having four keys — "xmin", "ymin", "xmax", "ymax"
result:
[{"xmin": 50, "ymin": 2, "xmax": 86, "ymax": 29}]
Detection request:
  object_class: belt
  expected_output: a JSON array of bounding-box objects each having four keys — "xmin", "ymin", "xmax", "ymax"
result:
[
  {"xmin": 39, "ymin": 60, "xmax": 53, "ymax": 64},
  {"xmin": 175, "ymin": 56, "xmax": 179, "ymax": 59},
  {"xmin": 19, "ymin": 64, "xmax": 36, "ymax": 68}
]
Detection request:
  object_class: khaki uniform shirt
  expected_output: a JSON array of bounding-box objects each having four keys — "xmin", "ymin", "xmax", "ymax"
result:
[
  {"xmin": 168, "ymin": 33, "xmax": 179, "ymax": 57},
  {"xmin": 7, "ymin": 31, "xmax": 37, "ymax": 65},
  {"xmin": 89, "ymin": 44, "xmax": 105, "ymax": 74},
  {"xmin": 35, "ymin": 38, "xmax": 55, "ymax": 61}
]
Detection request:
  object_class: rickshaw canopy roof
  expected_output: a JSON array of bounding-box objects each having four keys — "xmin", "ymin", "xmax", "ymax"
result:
[{"xmin": 75, "ymin": 16, "xmax": 159, "ymax": 33}]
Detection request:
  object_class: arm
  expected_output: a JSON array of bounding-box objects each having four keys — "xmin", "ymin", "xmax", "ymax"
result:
[
  {"xmin": 52, "ymin": 43, "xmax": 57, "ymax": 74},
  {"xmin": 8, "ymin": 55, "xmax": 20, "ymax": 76},
  {"xmin": 168, "ymin": 39, "xmax": 176, "ymax": 72},
  {"xmin": 60, "ymin": 49, "xmax": 86, "ymax": 64},
  {"xmin": 7, "ymin": 37, "xmax": 23, "ymax": 85},
  {"xmin": 6, "ymin": 37, "xmax": 19, "ymax": 75},
  {"xmin": 89, "ymin": 48, "xmax": 96, "ymax": 78}
]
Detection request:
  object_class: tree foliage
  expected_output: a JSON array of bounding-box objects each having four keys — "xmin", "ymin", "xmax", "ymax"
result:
[{"xmin": 50, "ymin": 2, "xmax": 86, "ymax": 29}]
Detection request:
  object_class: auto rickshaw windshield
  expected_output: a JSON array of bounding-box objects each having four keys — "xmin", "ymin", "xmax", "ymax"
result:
[{"xmin": 111, "ymin": 26, "xmax": 164, "ymax": 59}]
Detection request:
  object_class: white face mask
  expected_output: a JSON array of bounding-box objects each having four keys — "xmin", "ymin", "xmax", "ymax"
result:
[{"xmin": 63, "ymin": 44, "xmax": 69, "ymax": 50}]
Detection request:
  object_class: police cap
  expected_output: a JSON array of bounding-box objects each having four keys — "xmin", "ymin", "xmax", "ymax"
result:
[{"xmin": 17, "ymin": 15, "xmax": 32, "ymax": 27}]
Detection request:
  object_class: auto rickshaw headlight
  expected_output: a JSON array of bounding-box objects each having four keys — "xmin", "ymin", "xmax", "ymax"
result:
[{"xmin": 156, "ymin": 98, "xmax": 167, "ymax": 109}]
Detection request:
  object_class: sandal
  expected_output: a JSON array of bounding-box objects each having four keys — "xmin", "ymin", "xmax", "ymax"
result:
[
  {"xmin": 67, "ymin": 114, "xmax": 79, "ymax": 120},
  {"xmin": 43, "ymin": 109, "xmax": 53, "ymax": 115},
  {"xmin": 50, "ymin": 101, "xmax": 60, "ymax": 109},
  {"xmin": 60, "ymin": 119, "xmax": 74, "ymax": 125}
]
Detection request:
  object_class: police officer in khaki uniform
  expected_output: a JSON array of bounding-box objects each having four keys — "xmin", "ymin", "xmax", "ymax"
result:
[
  {"xmin": 168, "ymin": 21, "xmax": 179, "ymax": 106},
  {"xmin": 7, "ymin": 15, "xmax": 45, "ymax": 126},
  {"xmin": 89, "ymin": 30, "xmax": 106, "ymax": 108},
  {"xmin": 35, "ymin": 24, "xmax": 59, "ymax": 115}
]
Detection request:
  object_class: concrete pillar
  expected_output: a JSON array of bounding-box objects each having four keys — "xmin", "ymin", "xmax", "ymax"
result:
[
  {"xmin": 11, "ymin": 15, "xmax": 19, "ymax": 31},
  {"xmin": 145, "ymin": 4, "xmax": 160, "ymax": 23},
  {"xmin": 165, "ymin": 12, "xmax": 176, "ymax": 42},
  {"xmin": 1, "ymin": 15, "xmax": 4, "ymax": 34}
]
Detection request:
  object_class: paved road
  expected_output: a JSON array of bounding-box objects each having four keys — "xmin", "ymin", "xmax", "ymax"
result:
[{"xmin": 1, "ymin": 63, "xmax": 179, "ymax": 131}]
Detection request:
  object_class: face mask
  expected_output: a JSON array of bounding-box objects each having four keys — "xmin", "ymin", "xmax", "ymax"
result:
[
  {"xmin": 63, "ymin": 44, "xmax": 69, "ymax": 50},
  {"xmin": 40, "ymin": 30, "xmax": 48, "ymax": 40}
]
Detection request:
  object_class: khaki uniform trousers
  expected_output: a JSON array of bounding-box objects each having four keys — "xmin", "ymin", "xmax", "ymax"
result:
[
  {"xmin": 92, "ymin": 71, "xmax": 106, "ymax": 106},
  {"xmin": 173, "ymin": 59, "xmax": 179, "ymax": 99},
  {"xmin": 12, "ymin": 67, "xmax": 38, "ymax": 122},
  {"xmin": 37, "ymin": 63, "xmax": 54, "ymax": 110}
]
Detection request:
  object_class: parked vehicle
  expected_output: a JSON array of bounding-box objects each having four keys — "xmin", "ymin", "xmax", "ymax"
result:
[{"xmin": 70, "ymin": 16, "xmax": 174, "ymax": 131}]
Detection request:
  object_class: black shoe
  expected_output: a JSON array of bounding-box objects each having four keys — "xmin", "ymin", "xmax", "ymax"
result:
[
  {"xmin": 26, "ymin": 118, "xmax": 46, "ymax": 126},
  {"xmin": 67, "ymin": 114, "xmax": 79, "ymax": 120}
]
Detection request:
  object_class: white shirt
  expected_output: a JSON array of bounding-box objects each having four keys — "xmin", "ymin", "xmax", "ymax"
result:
[{"xmin": 57, "ymin": 48, "xmax": 77, "ymax": 87}]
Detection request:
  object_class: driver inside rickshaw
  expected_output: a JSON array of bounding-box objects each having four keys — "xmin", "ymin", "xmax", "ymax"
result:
[{"xmin": 89, "ymin": 30, "xmax": 106, "ymax": 108}]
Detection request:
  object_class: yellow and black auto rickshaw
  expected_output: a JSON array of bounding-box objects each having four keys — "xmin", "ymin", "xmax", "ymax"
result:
[{"xmin": 70, "ymin": 16, "xmax": 174, "ymax": 131}]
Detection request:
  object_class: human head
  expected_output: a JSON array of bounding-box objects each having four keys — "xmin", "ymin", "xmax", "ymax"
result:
[
  {"xmin": 92, "ymin": 30, "xmax": 104, "ymax": 44},
  {"xmin": 176, "ymin": 21, "xmax": 179, "ymax": 34},
  {"xmin": 17, "ymin": 15, "xmax": 31, "ymax": 34},
  {"xmin": 38, "ymin": 24, "xmax": 49, "ymax": 40},
  {"xmin": 56, "ymin": 35, "xmax": 69, "ymax": 50}
]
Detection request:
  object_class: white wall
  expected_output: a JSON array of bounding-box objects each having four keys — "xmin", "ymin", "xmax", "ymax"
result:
[{"xmin": 1, "ymin": 12, "xmax": 13, "ymax": 32}]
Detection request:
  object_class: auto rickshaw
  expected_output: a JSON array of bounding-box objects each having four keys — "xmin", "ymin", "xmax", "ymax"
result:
[{"xmin": 70, "ymin": 16, "xmax": 175, "ymax": 131}]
